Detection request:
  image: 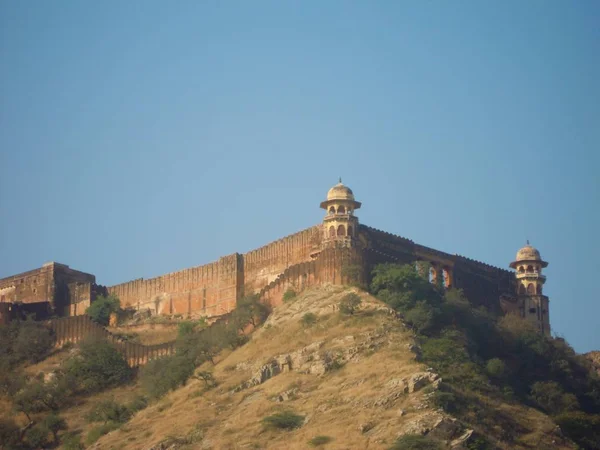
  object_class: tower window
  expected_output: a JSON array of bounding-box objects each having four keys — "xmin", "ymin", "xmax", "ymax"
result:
[
  {"xmin": 518, "ymin": 284, "xmax": 526, "ymax": 295},
  {"xmin": 337, "ymin": 224, "xmax": 346, "ymax": 236},
  {"xmin": 337, "ymin": 205, "xmax": 345, "ymax": 214},
  {"xmin": 527, "ymin": 283, "xmax": 535, "ymax": 294},
  {"xmin": 329, "ymin": 206, "xmax": 335, "ymax": 214},
  {"xmin": 518, "ymin": 266, "xmax": 525, "ymax": 273},
  {"xmin": 537, "ymin": 284, "xmax": 542, "ymax": 294},
  {"xmin": 526, "ymin": 265, "xmax": 534, "ymax": 273},
  {"xmin": 529, "ymin": 308, "xmax": 536, "ymax": 314},
  {"xmin": 347, "ymin": 225, "xmax": 353, "ymax": 236}
]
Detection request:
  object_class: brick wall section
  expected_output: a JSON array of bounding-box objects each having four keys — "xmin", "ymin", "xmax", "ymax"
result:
[
  {"xmin": 48, "ymin": 315, "xmax": 175, "ymax": 367},
  {"xmin": 0, "ymin": 262, "xmax": 96, "ymax": 317},
  {"xmin": 107, "ymin": 226, "xmax": 321, "ymax": 318}
]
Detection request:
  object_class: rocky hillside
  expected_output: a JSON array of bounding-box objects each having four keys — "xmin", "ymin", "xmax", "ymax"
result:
[{"xmin": 89, "ymin": 285, "xmax": 574, "ymax": 450}]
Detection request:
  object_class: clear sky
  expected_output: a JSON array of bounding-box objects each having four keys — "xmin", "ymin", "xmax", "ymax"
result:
[{"xmin": 1, "ymin": 1, "xmax": 598, "ymax": 353}]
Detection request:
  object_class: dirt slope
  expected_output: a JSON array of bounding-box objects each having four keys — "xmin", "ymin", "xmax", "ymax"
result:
[{"xmin": 90, "ymin": 285, "xmax": 572, "ymax": 450}]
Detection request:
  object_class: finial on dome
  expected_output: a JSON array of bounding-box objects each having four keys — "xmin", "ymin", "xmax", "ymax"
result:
[
  {"xmin": 526, "ymin": 239, "xmax": 530, "ymax": 245},
  {"xmin": 339, "ymin": 177, "xmax": 342, "ymax": 183}
]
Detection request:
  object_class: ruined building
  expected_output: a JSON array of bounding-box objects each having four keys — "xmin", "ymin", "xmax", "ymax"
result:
[{"xmin": 0, "ymin": 182, "xmax": 550, "ymax": 334}]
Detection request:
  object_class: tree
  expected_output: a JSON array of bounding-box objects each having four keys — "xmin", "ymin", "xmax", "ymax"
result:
[
  {"xmin": 339, "ymin": 293, "xmax": 362, "ymax": 315},
  {"xmin": 44, "ymin": 413, "xmax": 67, "ymax": 443},
  {"xmin": 25, "ymin": 423, "xmax": 51, "ymax": 449},
  {"xmin": 86, "ymin": 294, "xmax": 121, "ymax": 326},
  {"xmin": 65, "ymin": 338, "xmax": 132, "ymax": 393},
  {"xmin": 11, "ymin": 320, "xmax": 54, "ymax": 364}
]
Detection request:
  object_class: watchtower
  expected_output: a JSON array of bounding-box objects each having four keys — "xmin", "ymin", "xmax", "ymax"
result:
[
  {"xmin": 320, "ymin": 179, "xmax": 361, "ymax": 247},
  {"xmin": 509, "ymin": 242, "xmax": 550, "ymax": 335}
]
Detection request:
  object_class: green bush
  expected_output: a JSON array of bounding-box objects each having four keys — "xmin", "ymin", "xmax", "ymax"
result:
[
  {"xmin": 430, "ymin": 390, "xmax": 457, "ymax": 413},
  {"xmin": 282, "ymin": 289, "xmax": 297, "ymax": 302},
  {"xmin": 128, "ymin": 395, "xmax": 149, "ymax": 413},
  {"xmin": 530, "ymin": 381, "xmax": 579, "ymax": 414},
  {"xmin": 65, "ymin": 338, "xmax": 132, "ymax": 393},
  {"xmin": 0, "ymin": 319, "xmax": 54, "ymax": 367},
  {"xmin": 25, "ymin": 423, "xmax": 51, "ymax": 449},
  {"xmin": 388, "ymin": 434, "xmax": 443, "ymax": 450},
  {"xmin": 339, "ymin": 293, "xmax": 362, "ymax": 315},
  {"xmin": 178, "ymin": 321, "xmax": 196, "ymax": 337},
  {"xmin": 404, "ymin": 301, "xmax": 439, "ymax": 334},
  {"xmin": 301, "ymin": 312, "xmax": 318, "ymax": 327},
  {"xmin": 140, "ymin": 355, "xmax": 195, "ymax": 399},
  {"xmin": 308, "ymin": 435, "xmax": 333, "ymax": 446},
  {"xmin": 261, "ymin": 410, "xmax": 305, "ymax": 430},
  {"xmin": 61, "ymin": 432, "xmax": 84, "ymax": 450},
  {"xmin": 85, "ymin": 399, "xmax": 132, "ymax": 424},
  {"xmin": 12, "ymin": 376, "xmax": 71, "ymax": 419},
  {"xmin": 554, "ymin": 411, "xmax": 600, "ymax": 450},
  {"xmin": 86, "ymin": 294, "xmax": 121, "ymax": 326},
  {"xmin": 485, "ymin": 358, "xmax": 506, "ymax": 379},
  {"xmin": 85, "ymin": 422, "xmax": 119, "ymax": 446},
  {"xmin": 0, "ymin": 417, "xmax": 21, "ymax": 449},
  {"xmin": 43, "ymin": 413, "xmax": 67, "ymax": 442}
]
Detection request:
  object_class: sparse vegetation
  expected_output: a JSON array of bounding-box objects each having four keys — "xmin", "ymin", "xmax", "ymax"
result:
[
  {"xmin": 308, "ymin": 435, "xmax": 333, "ymax": 446},
  {"xmin": 0, "ymin": 318, "xmax": 54, "ymax": 367},
  {"xmin": 371, "ymin": 262, "xmax": 600, "ymax": 450},
  {"xmin": 301, "ymin": 312, "xmax": 318, "ymax": 327},
  {"xmin": 282, "ymin": 288, "xmax": 297, "ymax": 302},
  {"xmin": 261, "ymin": 410, "xmax": 305, "ymax": 430},
  {"xmin": 85, "ymin": 422, "xmax": 120, "ymax": 446},
  {"xmin": 86, "ymin": 294, "xmax": 121, "ymax": 326},
  {"xmin": 339, "ymin": 292, "xmax": 362, "ymax": 315},
  {"xmin": 388, "ymin": 434, "xmax": 443, "ymax": 450}
]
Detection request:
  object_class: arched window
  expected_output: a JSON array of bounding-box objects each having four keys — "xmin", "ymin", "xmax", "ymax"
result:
[
  {"xmin": 337, "ymin": 224, "xmax": 345, "ymax": 236},
  {"xmin": 329, "ymin": 226, "xmax": 335, "ymax": 238},
  {"xmin": 347, "ymin": 225, "xmax": 353, "ymax": 236},
  {"xmin": 537, "ymin": 284, "xmax": 542, "ymax": 294},
  {"xmin": 518, "ymin": 284, "xmax": 526, "ymax": 295},
  {"xmin": 329, "ymin": 206, "xmax": 335, "ymax": 214},
  {"xmin": 518, "ymin": 266, "xmax": 525, "ymax": 273},
  {"xmin": 526, "ymin": 265, "xmax": 534, "ymax": 273},
  {"xmin": 338, "ymin": 205, "xmax": 346, "ymax": 214},
  {"xmin": 527, "ymin": 283, "xmax": 535, "ymax": 294}
]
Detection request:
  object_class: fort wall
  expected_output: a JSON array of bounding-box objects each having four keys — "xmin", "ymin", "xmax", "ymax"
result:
[
  {"xmin": 108, "ymin": 254, "xmax": 242, "ymax": 318},
  {"xmin": 48, "ymin": 315, "xmax": 175, "ymax": 367},
  {"xmin": 242, "ymin": 225, "xmax": 322, "ymax": 294}
]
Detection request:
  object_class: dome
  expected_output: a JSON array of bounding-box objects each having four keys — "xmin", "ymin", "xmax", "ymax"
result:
[
  {"xmin": 326, "ymin": 182, "xmax": 355, "ymax": 201},
  {"xmin": 509, "ymin": 243, "xmax": 548, "ymax": 268},
  {"xmin": 320, "ymin": 180, "xmax": 361, "ymax": 210},
  {"xmin": 515, "ymin": 244, "xmax": 541, "ymax": 262}
]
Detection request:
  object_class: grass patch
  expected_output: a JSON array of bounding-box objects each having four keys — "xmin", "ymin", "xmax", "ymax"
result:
[
  {"xmin": 309, "ymin": 435, "xmax": 333, "ymax": 446},
  {"xmin": 261, "ymin": 410, "xmax": 305, "ymax": 430}
]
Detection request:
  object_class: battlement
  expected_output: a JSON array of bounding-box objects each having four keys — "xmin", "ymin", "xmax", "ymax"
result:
[{"xmin": 1, "ymin": 182, "xmax": 543, "ymax": 332}]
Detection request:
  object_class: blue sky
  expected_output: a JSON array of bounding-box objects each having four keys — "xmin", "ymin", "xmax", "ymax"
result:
[{"xmin": 1, "ymin": 1, "xmax": 598, "ymax": 353}]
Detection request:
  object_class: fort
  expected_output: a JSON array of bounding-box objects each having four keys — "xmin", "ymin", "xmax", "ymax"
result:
[{"xmin": 0, "ymin": 181, "xmax": 551, "ymax": 335}]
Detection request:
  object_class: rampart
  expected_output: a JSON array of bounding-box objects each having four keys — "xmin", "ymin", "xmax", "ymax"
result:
[
  {"xmin": 0, "ymin": 262, "xmax": 98, "ymax": 318},
  {"xmin": 48, "ymin": 315, "xmax": 175, "ymax": 367}
]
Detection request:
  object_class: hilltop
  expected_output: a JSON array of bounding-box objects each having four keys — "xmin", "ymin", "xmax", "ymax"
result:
[{"xmin": 88, "ymin": 286, "xmax": 574, "ymax": 450}]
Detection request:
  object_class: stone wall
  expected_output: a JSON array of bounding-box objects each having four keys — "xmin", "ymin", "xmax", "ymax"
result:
[
  {"xmin": 108, "ymin": 254, "xmax": 242, "ymax": 318},
  {"xmin": 241, "ymin": 225, "xmax": 322, "ymax": 294},
  {"xmin": 48, "ymin": 315, "xmax": 175, "ymax": 367},
  {"xmin": 0, "ymin": 262, "xmax": 96, "ymax": 317}
]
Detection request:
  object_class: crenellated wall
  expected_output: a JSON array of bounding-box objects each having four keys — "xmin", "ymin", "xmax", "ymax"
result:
[
  {"xmin": 48, "ymin": 315, "xmax": 175, "ymax": 367},
  {"xmin": 242, "ymin": 225, "xmax": 322, "ymax": 294},
  {"xmin": 1, "ymin": 218, "xmax": 518, "ymax": 323},
  {"xmin": 108, "ymin": 254, "xmax": 243, "ymax": 318}
]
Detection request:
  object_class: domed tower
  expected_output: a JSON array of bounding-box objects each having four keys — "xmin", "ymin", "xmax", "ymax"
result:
[
  {"xmin": 509, "ymin": 242, "xmax": 550, "ymax": 336},
  {"xmin": 320, "ymin": 179, "xmax": 361, "ymax": 247}
]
